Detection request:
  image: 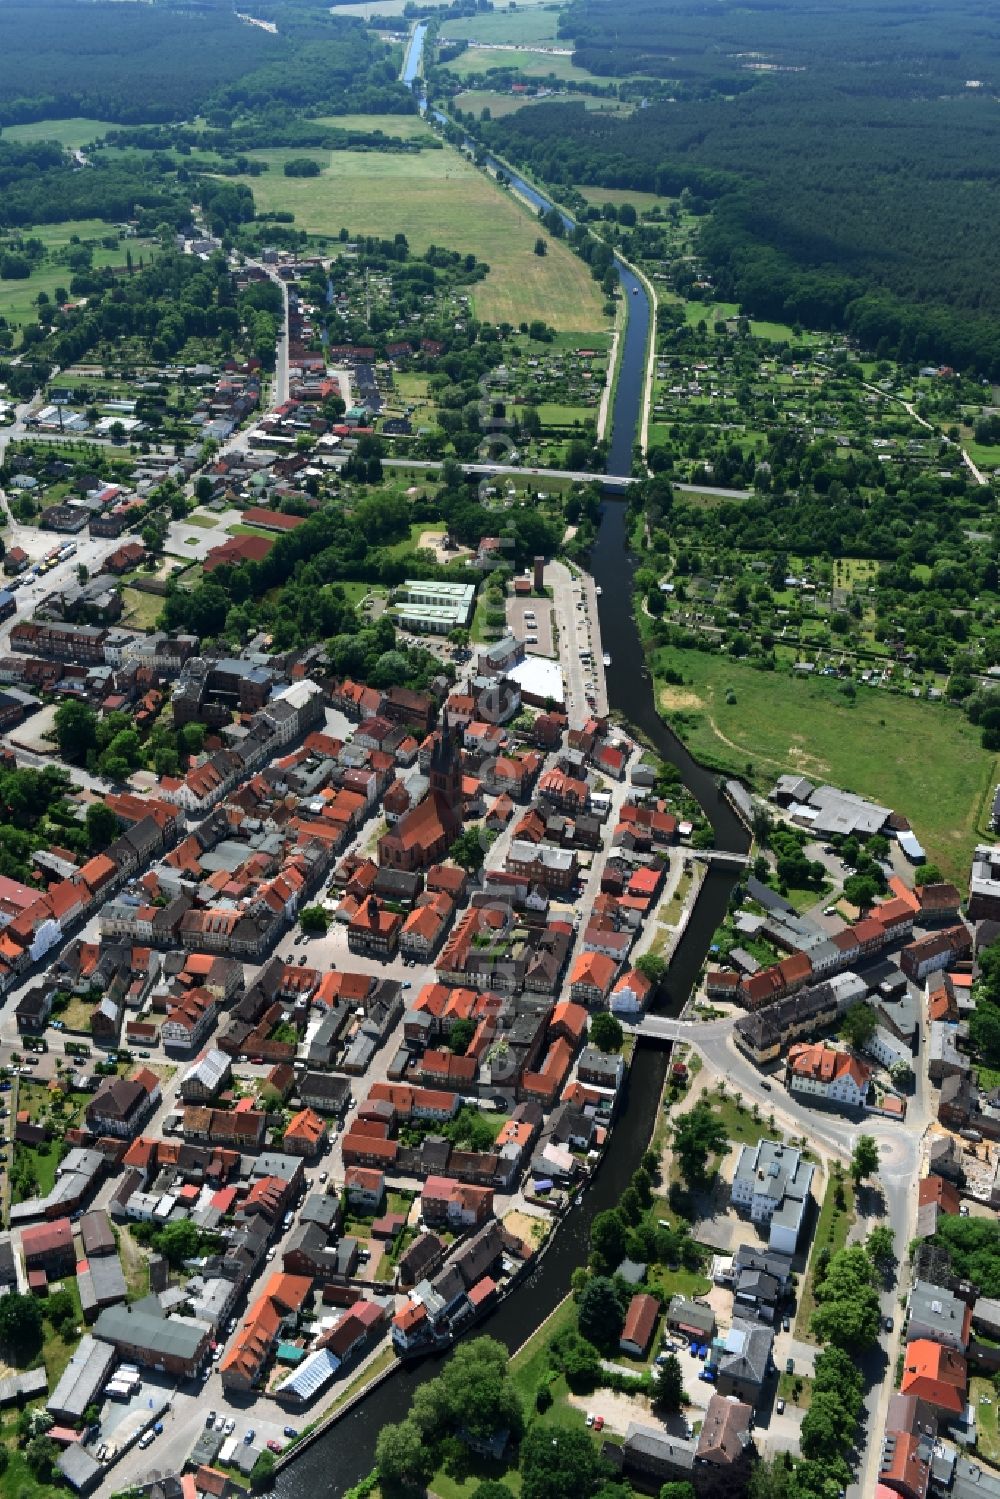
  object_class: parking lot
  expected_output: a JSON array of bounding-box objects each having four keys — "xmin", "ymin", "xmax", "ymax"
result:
[{"xmin": 506, "ymin": 596, "xmax": 554, "ymax": 656}]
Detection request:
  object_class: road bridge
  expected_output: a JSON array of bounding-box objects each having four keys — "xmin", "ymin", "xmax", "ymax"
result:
[{"xmin": 690, "ymin": 848, "xmax": 751, "ymax": 869}]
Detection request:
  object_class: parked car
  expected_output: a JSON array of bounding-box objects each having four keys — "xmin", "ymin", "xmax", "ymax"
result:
[
  {"xmin": 785, "ymin": 1358, "xmax": 794, "ymax": 1375},
  {"xmin": 776, "ymin": 1398, "xmax": 786, "ymax": 1415},
  {"xmin": 283, "ymin": 1427, "xmax": 299, "ymax": 1439},
  {"xmin": 268, "ymin": 1440, "xmax": 282, "ymax": 1454},
  {"xmin": 884, "ymin": 1315, "xmax": 894, "ymax": 1333},
  {"xmin": 244, "ymin": 1429, "xmax": 256, "ymax": 1445},
  {"xmin": 593, "ymin": 1416, "xmax": 604, "ymax": 1432},
  {"xmin": 206, "ymin": 1413, "xmax": 217, "ymax": 1429},
  {"xmin": 781, "ymin": 1316, "xmax": 790, "ymax": 1333},
  {"xmin": 224, "ymin": 1419, "xmax": 235, "ymax": 1437},
  {"xmin": 586, "ymin": 1414, "xmax": 595, "ymax": 1428}
]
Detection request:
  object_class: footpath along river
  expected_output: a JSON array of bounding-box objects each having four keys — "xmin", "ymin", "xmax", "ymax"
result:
[{"xmin": 275, "ymin": 145, "xmax": 751, "ymax": 1499}]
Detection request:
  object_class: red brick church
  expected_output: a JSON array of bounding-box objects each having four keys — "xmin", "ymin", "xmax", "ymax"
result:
[{"xmin": 377, "ymin": 729, "xmax": 463, "ymax": 872}]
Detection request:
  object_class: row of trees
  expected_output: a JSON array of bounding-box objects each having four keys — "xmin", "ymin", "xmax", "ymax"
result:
[{"xmin": 375, "ymin": 1338, "xmax": 524, "ymax": 1495}]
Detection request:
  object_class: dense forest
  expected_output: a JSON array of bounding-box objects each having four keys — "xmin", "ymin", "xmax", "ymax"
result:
[
  {"xmin": 475, "ymin": 0, "xmax": 1000, "ymax": 374},
  {"xmin": 0, "ymin": 140, "xmax": 190, "ymax": 229},
  {"xmin": 0, "ymin": 0, "xmax": 411, "ymax": 124}
]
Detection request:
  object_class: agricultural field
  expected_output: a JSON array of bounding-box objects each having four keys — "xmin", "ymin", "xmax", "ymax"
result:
[
  {"xmin": 449, "ymin": 44, "xmax": 605, "ymax": 85},
  {"xmin": 440, "ymin": 6, "xmax": 564, "ymax": 45},
  {"xmin": 1, "ymin": 116, "xmax": 120, "ymax": 147},
  {"xmin": 455, "ymin": 87, "xmax": 631, "ymax": 118},
  {"xmin": 579, "ymin": 186, "xmax": 674, "ymax": 214},
  {"xmin": 310, "ymin": 112, "xmax": 436, "ymax": 142},
  {"xmin": 326, "ymin": 0, "xmax": 450, "ymax": 14},
  {"xmin": 651, "ymin": 642, "xmax": 996, "ymax": 882},
  {"xmin": 233, "ymin": 142, "xmax": 607, "ymax": 331}
]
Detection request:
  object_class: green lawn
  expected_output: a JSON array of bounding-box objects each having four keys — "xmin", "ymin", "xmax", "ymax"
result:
[
  {"xmin": 509, "ymin": 1295, "xmax": 577, "ymax": 1407},
  {"xmin": 701, "ymin": 1087, "xmax": 782, "ymax": 1149},
  {"xmin": 325, "ymin": 0, "xmax": 452, "ymax": 15},
  {"xmin": 39, "ymin": 1278, "xmax": 85, "ymax": 1386},
  {"xmin": 0, "ymin": 1446, "xmax": 60, "ymax": 1499},
  {"xmin": 121, "ymin": 587, "xmax": 165, "ymax": 631},
  {"xmin": 13, "ymin": 1140, "xmax": 59, "ymax": 1200},
  {"xmin": 341, "ymin": 580, "xmax": 387, "ymax": 606},
  {"xmin": 972, "ymin": 1375, "xmax": 1000, "ymax": 1465},
  {"xmin": 795, "ymin": 1171, "xmax": 855, "ymax": 1342},
  {"xmin": 233, "ymin": 137, "xmax": 608, "ymax": 332},
  {"xmin": 384, "ymin": 519, "xmax": 446, "ymax": 559},
  {"xmin": 226, "ymin": 523, "xmax": 276, "ymax": 539},
  {"xmin": 538, "ymin": 401, "xmax": 597, "ymax": 428},
  {"xmin": 428, "ymin": 1300, "xmax": 594, "ymax": 1499},
  {"xmin": 643, "ymin": 1263, "xmax": 711, "ymax": 1303},
  {"xmin": 965, "ymin": 439, "xmax": 1000, "ymax": 471},
  {"xmin": 653, "ymin": 644, "xmax": 998, "ymax": 883},
  {"xmin": 777, "ymin": 1371, "xmax": 813, "ymax": 1411}
]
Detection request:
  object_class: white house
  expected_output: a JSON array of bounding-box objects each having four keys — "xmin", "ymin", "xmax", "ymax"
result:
[
  {"xmin": 729, "ymin": 1139, "xmax": 815, "ymax": 1255},
  {"xmin": 609, "ymin": 968, "xmax": 654, "ymax": 1019},
  {"xmin": 864, "ymin": 1026, "xmax": 910, "ymax": 1072},
  {"xmin": 786, "ymin": 1042, "xmax": 872, "ymax": 1111}
]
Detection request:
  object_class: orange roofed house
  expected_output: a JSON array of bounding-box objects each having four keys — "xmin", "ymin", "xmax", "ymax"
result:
[
  {"xmin": 569, "ymin": 950, "xmax": 618, "ymax": 1009},
  {"xmin": 786, "ymin": 1042, "xmax": 871, "ymax": 1111},
  {"xmin": 900, "ymin": 1339, "xmax": 967, "ymax": 1416},
  {"xmin": 347, "ymin": 896, "xmax": 403, "ymax": 959},
  {"xmin": 220, "ymin": 1272, "xmax": 312, "ymax": 1393},
  {"xmin": 282, "ymin": 1107, "xmax": 328, "ymax": 1157}
]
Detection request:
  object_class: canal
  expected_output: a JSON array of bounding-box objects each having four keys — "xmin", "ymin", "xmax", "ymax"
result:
[
  {"xmin": 400, "ymin": 23, "xmax": 427, "ymax": 86},
  {"xmin": 275, "ymin": 137, "xmax": 750, "ymax": 1499}
]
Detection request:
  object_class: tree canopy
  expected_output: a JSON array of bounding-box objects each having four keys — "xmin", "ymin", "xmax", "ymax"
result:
[{"xmin": 671, "ymin": 1101, "xmax": 727, "ymax": 1186}]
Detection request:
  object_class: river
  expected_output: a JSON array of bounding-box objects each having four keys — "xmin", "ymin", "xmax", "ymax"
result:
[
  {"xmin": 275, "ymin": 142, "xmax": 750, "ymax": 1499},
  {"xmin": 400, "ymin": 23, "xmax": 427, "ymax": 87}
]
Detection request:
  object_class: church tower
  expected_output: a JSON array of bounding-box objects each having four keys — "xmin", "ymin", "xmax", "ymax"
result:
[{"xmin": 429, "ymin": 726, "xmax": 461, "ymax": 809}]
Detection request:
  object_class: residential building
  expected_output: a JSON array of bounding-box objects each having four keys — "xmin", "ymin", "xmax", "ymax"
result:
[
  {"xmin": 730, "ymin": 1140, "xmax": 814, "ymax": 1254},
  {"xmin": 715, "ymin": 1320, "xmax": 773, "ymax": 1403},
  {"xmin": 620, "ymin": 1293, "xmax": 659, "ymax": 1358},
  {"xmin": 786, "ymin": 1042, "xmax": 872, "ymax": 1110},
  {"xmin": 900, "ymin": 1339, "xmax": 967, "ymax": 1417},
  {"xmin": 906, "ymin": 1281, "xmax": 972, "ymax": 1352},
  {"xmin": 695, "ymin": 1394, "xmax": 755, "ymax": 1494},
  {"xmin": 569, "ymin": 950, "xmax": 618, "ymax": 1008}
]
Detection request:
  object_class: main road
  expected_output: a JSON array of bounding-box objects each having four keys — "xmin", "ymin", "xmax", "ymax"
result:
[
  {"xmin": 380, "ymin": 457, "xmax": 750, "ymax": 499},
  {"xmin": 645, "ymin": 1007, "xmax": 926, "ymax": 1497}
]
